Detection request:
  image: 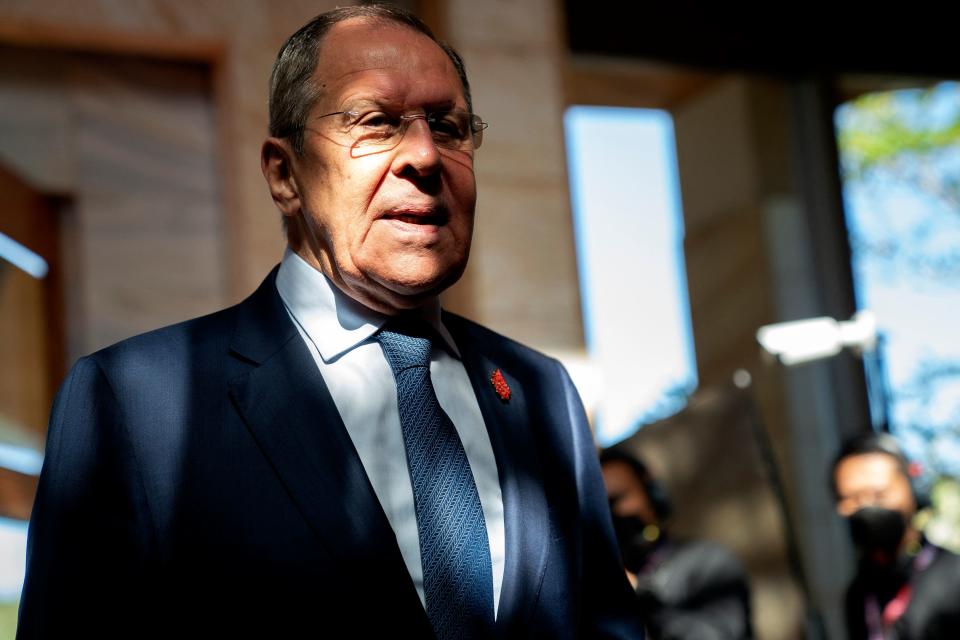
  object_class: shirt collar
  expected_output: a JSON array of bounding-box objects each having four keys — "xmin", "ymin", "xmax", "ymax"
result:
[{"xmin": 275, "ymin": 248, "xmax": 460, "ymax": 362}]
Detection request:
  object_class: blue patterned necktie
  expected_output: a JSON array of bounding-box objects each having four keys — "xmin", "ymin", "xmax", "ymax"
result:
[{"xmin": 376, "ymin": 319, "xmax": 494, "ymax": 639}]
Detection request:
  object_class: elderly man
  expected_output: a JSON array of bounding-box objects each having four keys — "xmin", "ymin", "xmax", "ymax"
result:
[
  {"xmin": 833, "ymin": 432, "xmax": 960, "ymax": 640},
  {"xmin": 18, "ymin": 5, "xmax": 641, "ymax": 639}
]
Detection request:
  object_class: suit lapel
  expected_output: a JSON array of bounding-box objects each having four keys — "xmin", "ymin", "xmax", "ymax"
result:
[
  {"xmin": 225, "ymin": 274, "xmax": 550, "ymax": 632},
  {"xmin": 229, "ymin": 333, "xmax": 398, "ymax": 561},
  {"xmin": 226, "ymin": 269, "xmax": 427, "ymax": 623},
  {"xmin": 446, "ymin": 314, "xmax": 551, "ymax": 631}
]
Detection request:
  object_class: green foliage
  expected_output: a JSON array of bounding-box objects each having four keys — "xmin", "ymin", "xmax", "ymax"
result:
[
  {"xmin": 924, "ymin": 476, "xmax": 960, "ymax": 553},
  {"xmin": 835, "ymin": 82, "xmax": 960, "ymax": 482},
  {"xmin": 837, "ymin": 87, "xmax": 960, "ymax": 208},
  {"xmin": 0, "ymin": 600, "xmax": 17, "ymax": 640}
]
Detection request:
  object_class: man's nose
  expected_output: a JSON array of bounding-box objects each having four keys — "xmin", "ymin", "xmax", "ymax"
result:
[{"xmin": 392, "ymin": 118, "xmax": 442, "ymax": 178}]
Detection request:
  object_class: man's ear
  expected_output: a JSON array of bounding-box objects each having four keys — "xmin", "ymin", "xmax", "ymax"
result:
[{"xmin": 261, "ymin": 137, "xmax": 301, "ymax": 218}]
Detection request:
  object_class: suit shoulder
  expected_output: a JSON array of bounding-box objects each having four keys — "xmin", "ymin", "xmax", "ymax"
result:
[
  {"xmin": 84, "ymin": 303, "xmax": 241, "ymax": 382},
  {"xmin": 442, "ymin": 311, "xmax": 560, "ymax": 369},
  {"xmin": 87, "ymin": 265, "xmax": 283, "ymax": 370},
  {"xmin": 95, "ymin": 304, "xmax": 236, "ymax": 357}
]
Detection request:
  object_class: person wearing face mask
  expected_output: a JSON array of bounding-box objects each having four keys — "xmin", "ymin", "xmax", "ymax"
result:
[
  {"xmin": 832, "ymin": 432, "xmax": 960, "ymax": 640},
  {"xmin": 601, "ymin": 448, "xmax": 753, "ymax": 639}
]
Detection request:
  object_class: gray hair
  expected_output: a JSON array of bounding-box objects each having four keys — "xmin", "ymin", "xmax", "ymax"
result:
[{"xmin": 268, "ymin": 4, "xmax": 473, "ymax": 154}]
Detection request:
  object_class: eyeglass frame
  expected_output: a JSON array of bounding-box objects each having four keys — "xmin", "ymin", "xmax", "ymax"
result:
[{"xmin": 307, "ymin": 107, "xmax": 489, "ymax": 154}]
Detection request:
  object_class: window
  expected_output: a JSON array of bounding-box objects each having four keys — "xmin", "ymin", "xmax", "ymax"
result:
[
  {"xmin": 835, "ymin": 81, "xmax": 960, "ymax": 476},
  {"xmin": 564, "ymin": 106, "xmax": 697, "ymax": 445}
]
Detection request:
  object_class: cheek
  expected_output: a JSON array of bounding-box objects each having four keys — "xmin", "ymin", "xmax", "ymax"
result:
[
  {"xmin": 447, "ymin": 160, "xmax": 477, "ymax": 201},
  {"xmin": 312, "ymin": 162, "xmax": 389, "ymax": 249},
  {"xmin": 333, "ymin": 169, "xmax": 379, "ymax": 217},
  {"xmin": 887, "ymin": 483, "xmax": 916, "ymax": 511},
  {"xmin": 445, "ymin": 168, "xmax": 477, "ymax": 236}
]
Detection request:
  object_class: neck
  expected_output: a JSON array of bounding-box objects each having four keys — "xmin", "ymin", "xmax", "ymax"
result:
[{"xmin": 287, "ymin": 242, "xmax": 440, "ymax": 316}]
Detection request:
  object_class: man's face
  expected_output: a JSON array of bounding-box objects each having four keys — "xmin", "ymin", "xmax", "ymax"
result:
[
  {"xmin": 834, "ymin": 452, "xmax": 916, "ymax": 523},
  {"xmin": 602, "ymin": 461, "xmax": 659, "ymax": 526},
  {"xmin": 279, "ymin": 18, "xmax": 476, "ymax": 313}
]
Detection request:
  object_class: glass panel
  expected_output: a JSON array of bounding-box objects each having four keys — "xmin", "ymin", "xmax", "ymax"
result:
[
  {"xmin": 565, "ymin": 106, "xmax": 697, "ymax": 445},
  {"xmin": 836, "ymin": 82, "xmax": 960, "ymax": 473}
]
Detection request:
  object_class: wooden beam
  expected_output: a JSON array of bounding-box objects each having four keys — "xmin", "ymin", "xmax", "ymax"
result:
[
  {"xmin": 565, "ymin": 54, "xmax": 721, "ymax": 112},
  {"xmin": 0, "ymin": 18, "xmax": 224, "ymax": 63}
]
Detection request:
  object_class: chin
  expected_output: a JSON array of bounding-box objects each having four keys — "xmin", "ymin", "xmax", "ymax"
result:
[
  {"xmin": 381, "ymin": 268, "xmax": 457, "ymax": 296},
  {"xmin": 367, "ymin": 262, "xmax": 464, "ymax": 306}
]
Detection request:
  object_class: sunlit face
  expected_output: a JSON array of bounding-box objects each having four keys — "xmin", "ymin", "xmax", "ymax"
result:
[
  {"xmin": 275, "ymin": 18, "xmax": 476, "ymax": 314},
  {"xmin": 834, "ymin": 452, "xmax": 916, "ymax": 521},
  {"xmin": 602, "ymin": 460, "xmax": 660, "ymax": 526}
]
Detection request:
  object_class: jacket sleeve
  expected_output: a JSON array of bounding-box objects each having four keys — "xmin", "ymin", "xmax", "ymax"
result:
[
  {"xmin": 557, "ymin": 360, "xmax": 646, "ymax": 639},
  {"xmin": 17, "ymin": 356, "xmax": 157, "ymax": 639}
]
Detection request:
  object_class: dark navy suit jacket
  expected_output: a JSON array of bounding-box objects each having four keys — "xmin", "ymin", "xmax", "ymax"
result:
[{"xmin": 18, "ymin": 268, "xmax": 642, "ymax": 639}]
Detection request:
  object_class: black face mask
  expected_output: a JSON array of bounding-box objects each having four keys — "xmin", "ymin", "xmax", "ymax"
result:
[
  {"xmin": 848, "ymin": 506, "xmax": 907, "ymax": 560},
  {"xmin": 610, "ymin": 514, "xmax": 660, "ymax": 573}
]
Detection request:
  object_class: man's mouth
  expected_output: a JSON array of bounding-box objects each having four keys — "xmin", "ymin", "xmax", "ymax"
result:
[{"xmin": 381, "ymin": 207, "xmax": 448, "ymax": 226}]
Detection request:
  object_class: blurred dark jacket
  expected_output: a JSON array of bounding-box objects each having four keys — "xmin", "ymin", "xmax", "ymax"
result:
[
  {"xmin": 845, "ymin": 541, "xmax": 960, "ymax": 640},
  {"xmin": 635, "ymin": 539, "xmax": 753, "ymax": 640}
]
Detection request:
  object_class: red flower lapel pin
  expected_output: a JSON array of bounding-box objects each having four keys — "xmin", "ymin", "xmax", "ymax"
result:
[{"xmin": 490, "ymin": 368, "xmax": 511, "ymax": 402}]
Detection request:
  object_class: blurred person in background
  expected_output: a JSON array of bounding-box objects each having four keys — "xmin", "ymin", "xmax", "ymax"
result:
[
  {"xmin": 601, "ymin": 448, "xmax": 753, "ymax": 639},
  {"xmin": 832, "ymin": 432, "xmax": 960, "ymax": 639}
]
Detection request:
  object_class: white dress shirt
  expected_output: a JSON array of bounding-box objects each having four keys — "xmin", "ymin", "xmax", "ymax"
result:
[{"xmin": 275, "ymin": 249, "xmax": 505, "ymax": 616}]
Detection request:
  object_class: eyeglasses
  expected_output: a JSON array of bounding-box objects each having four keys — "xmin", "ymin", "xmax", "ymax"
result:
[{"xmin": 311, "ymin": 108, "xmax": 488, "ymax": 156}]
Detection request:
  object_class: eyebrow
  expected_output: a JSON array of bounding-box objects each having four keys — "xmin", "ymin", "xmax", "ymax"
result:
[
  {"xmin": 338, "ymin": 97, "xmax": 461, "ymax": 113},
  {"xmin": 337, "ymin": 97, "xmax": 395, "ymax": 111}
]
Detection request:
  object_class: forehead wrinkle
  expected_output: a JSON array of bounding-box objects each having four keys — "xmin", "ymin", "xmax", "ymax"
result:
[
  {"xmin": 356, "ymin": 43, "xmax": 415, "ymax": 68},
  {"xmin": 313, "ymin": 22, "xmax": 465, "ymax": 118},
  {"xmin": 329, "ymin": 70, "xmax": 462, "ymax": 114},
  {"xmin": 324, "ymin": 22, "xmax": 452, "ymax": 76}
]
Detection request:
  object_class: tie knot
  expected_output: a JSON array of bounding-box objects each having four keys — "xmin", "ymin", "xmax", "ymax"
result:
[{"xmin": 376, "ymin": 318, "xmax": 434, "ymax": 371}]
